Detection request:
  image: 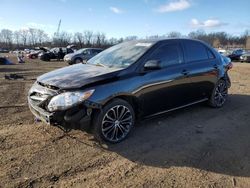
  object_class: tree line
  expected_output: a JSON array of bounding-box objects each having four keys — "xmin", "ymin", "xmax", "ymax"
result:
[{"xmin": 0, "ymin": 28, "xmax": 249, "ymax": 50}]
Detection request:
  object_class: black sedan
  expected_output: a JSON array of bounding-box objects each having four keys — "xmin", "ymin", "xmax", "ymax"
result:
[
  {"xmin": 240, "ymin": 52, "xmax": 250, "ymax": 63},
  {"xmin": 39, "ymin": 47, "xmax": 74, "ymax": 61},
  {"xmin": 28, "ymin": 39, "xmax": 232, "ymax": 143},
  {"xmin": 228, "ymin": 49, "xmax": 245, "ymax": 61}
]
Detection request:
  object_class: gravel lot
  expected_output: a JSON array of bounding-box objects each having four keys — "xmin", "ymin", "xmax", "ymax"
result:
[{"xmin": 0, "ymin": 54, "xmax": 250, "ymax": 188}]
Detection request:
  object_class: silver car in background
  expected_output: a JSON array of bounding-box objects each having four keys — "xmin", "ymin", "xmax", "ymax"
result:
[{"xmin": 64, "ymin": 48, "xmax": 103, "ymax": 64}]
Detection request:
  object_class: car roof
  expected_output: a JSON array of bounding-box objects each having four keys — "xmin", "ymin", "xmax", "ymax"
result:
[
  {"xmin": 80, "ymin": 48, "xmax": 103, "ymax": 50},
  {"xmin": 133, "ymin": 38, "xmax": 209, "ymax": 45}
]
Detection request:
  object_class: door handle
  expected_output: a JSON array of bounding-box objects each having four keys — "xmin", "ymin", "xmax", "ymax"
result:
[{"xmin": 182, "ymin": 69, "xmax": 189, "ymax": 75}]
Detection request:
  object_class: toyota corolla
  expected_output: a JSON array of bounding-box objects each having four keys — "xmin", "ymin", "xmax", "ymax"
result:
[{"xmin": 28, "ymin": 39, "xmax": 232, "ymax": 143}]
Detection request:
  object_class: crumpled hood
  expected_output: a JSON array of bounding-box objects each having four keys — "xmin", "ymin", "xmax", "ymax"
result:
[{"xmin": 37, "ymin": 63, "xmax": 120, "ymax": 89}]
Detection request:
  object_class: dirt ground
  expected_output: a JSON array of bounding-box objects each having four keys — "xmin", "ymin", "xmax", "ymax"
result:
[{"xmin": 0, "ymin": 54, "xmax": 250, "ymax": 188}]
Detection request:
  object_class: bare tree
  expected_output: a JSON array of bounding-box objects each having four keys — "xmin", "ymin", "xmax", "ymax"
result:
[
  {"xmin": 108, "ymin": 37, "xmax": 119, "ymax": 45},
  {"xmin": 167, "ymin": 31, "xmax": 181, "ymax": 38},
  {"xmin": 94, "ymin": 32, "xmax": 106, "ymax": 46},
  {"xmin": 74, "ymin": 32, "xmax": 84, "ymax": 47},
  {"xmin": 13, "ymin": 31, "xmax": 20, "ymax": 46},
  {"xmin": 28, "ymin": 28, "xmax": 38, "ymax": 46},
  {"xmin": 37, "ymin": 29, "xmax": 49, "ymax": 45},
  {"xmin": 125, "ymin": 36, "xmax": 138, "ymax": 41},
  {"xmin": 54, "ymin": 31, "xmax": 72, "ymax": 46},
  {"xmin": 242, "ymin": 30, "xmax": 250, "ymax": 47},
  {"xmin": 1, "ymin": 27, "xmax": 250, "ymax": 50},
  {"xmin": 246, "ymin": 36, "xmax": 250, "ymax": 49},
  {"xmin": 94, "ymin": 32, "xmax": 101, "ymax": 46},
  {"xmin": 100, "ymin": 33, "xmax": 106, "ymax": 46},
  {"xmin": 146, "ymin": 35, "xmax": 160, "ymax": 39},
  {"xmin": 83, "ymin": 30, "xmax": 93, "ymax": 46},
  {"xmin": 0, "ymin": 29, "xmax": 13, "ymax": 48},
  {"xmin": 19, "ymin": 29, "xmax": 29, "ymax": 47}
]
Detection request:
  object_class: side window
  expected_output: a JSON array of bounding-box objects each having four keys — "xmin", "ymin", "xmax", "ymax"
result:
[
  {"xmin": 82, "ymin": 50, "xmax": 87, "ymax": 55},
  {"xmin": 148, "ymin": 43, "xmax": 183, "ymax": 68},
  {"xmin": 67, "ymin": 48, "xmax": 73, "ymax": 53},
  {"xmin": 92, "ymin": 49, "xmax": 102, "ymax": 55},
  {"xmin": 207, "ymin": 49, "xmax": 215, "ymax": 59},
  {"xmin": 184, "ymin": 41, "xmax": 209, "ymax": 62},
  {"xmin": 91, "ymin": 49, "xmax": 97, "ymax": 55},
  {"xmin": 83, "ymin": 50, "xmax": 90, "ymax": 55},
  {"xmin": 62, "ymin": 48, "xmax": 67, "ymax": 53}
]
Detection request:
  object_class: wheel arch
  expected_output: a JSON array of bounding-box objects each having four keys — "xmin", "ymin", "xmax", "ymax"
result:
[
  {"xmin": 74, "ymin": 57, "xmax": 83, "ymax": 62},
  {"xmin": 102, "ymin": 95, "xmax": 141, "ymax": 119}
]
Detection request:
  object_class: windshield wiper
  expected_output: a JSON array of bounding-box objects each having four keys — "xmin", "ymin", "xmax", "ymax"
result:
[
  {"xmin": 95, "ymin": 63, "xmax": 106, "ymax": 67},
  {"xmin": 83, "ymin": 60, "xmax": 107, "ymax": 68}
]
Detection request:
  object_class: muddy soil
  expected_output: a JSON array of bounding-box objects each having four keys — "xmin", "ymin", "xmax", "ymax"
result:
[{"xmin": 0, "ymin": 54, "xmax": 250, "ymax": 188}]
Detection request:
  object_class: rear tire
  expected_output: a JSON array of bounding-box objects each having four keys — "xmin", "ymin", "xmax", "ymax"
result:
[
  {"xmin": 208, "ymin": 79, "xmax": 228, "ymax": 108},
  {"xmin": 92, "ymin": 99, "xmax": 135, "ymax": 143}
]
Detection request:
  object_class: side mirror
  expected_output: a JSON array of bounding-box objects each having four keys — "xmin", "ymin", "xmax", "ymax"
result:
[{"xmin": 144, "ymin": 60, "xmax": 161, "ymax": 70}]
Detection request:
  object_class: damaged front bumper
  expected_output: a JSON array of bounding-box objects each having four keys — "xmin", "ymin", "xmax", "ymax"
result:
[
  {"xmin": 28, "ymin": 98, "xmax": 100, "ymax": 128},
  {"xmin": 28, "ymin": 81, "xmax": 102, "ymax": 129},
  {"xmin": 28, "ymin": 98, "xmax": 54, "ymax": 124}
]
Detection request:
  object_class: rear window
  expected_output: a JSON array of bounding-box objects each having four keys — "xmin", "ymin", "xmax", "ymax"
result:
[{"xmin": 184, "ymin": 41, "xmax": 209, "ymax": 62}]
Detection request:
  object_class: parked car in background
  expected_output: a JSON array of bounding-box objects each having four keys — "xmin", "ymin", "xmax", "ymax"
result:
[
  {"xmin": 217, "ymin": 49, "xmax": 232, "ymax": 56},
  {"xmin": 28, "ymin": 39, "xmax": 232, "ymax": 143},
  {"xmin": 240, "ymin": 52, "xmax": 250, "ymax": 63},
  {"xmin": 0, "ymin": 57, "xmax": 14, "ymax": 65},
  {"xmin": 24, "ymin": 49, "xmax": 32, "ymax": 54},
  {"xmin": 39, "ymin": 47, "xmax": 74, "ymax": 61},
  {"xmin": 0, "ymin": 48, "xmax": 9, "ymax": 53},
  {"xmin": 227, "ymin": 49, "xmax": 246, "ymax": 61},
  {"xmin": 64, "ymin": 48, "xmax": 103, "ymax": 64},
  {"xmin": 27, "ymin": 47, "xmax": 49, "ymax": 59}
]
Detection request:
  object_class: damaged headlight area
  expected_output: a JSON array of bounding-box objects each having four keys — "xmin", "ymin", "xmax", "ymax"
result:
[{"xmin": 48, "ymin": 89, "xmax": 95, "ymax": 112}]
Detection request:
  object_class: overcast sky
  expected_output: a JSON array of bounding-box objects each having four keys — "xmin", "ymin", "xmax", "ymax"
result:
[{"xmin": 0, "ymin": 0, "xmax": 249, "ymax": 38}]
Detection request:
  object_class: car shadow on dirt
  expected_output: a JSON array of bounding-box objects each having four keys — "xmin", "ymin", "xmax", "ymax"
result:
[{"xmin": 104, "ymin": 94, "xmax": 250, "ymax": 177}]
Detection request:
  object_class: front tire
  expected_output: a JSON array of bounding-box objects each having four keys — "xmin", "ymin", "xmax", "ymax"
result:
[
  {"xmin": 42, "ymin": 55, "xmax": 50, "ymax": 61},
  {"xmin": 208, "ymin": 79, "xmax": 228, "ymax": 108},
  {"xmin": 92, "ymin": 99, "xmax": 135, "ymax": 143},
  {"xmin": 74, "ymin": 58, "xmax": 82, "ymax": 64}
]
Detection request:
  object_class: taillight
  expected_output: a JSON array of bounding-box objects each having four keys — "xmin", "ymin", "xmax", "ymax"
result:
[{"xmin": 227, "ymin": 62, "xmax": 233, "ymax": 70}]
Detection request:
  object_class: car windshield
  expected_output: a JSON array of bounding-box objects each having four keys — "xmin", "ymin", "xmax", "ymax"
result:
[
  {"xmin": 87, "ymin": 41, "xmax": 153, "ymax": 68},
  {"xmin": 76, "ymin": 49, "xmax": 85, "ymax": 54}
]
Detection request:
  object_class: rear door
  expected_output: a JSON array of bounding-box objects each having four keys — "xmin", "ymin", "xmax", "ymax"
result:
[
  {"xmin": 182, "ymin": 40, "xmax": 219, "ymax": 100},
  {"xmin": 139, "ymin": 41, "xmax": 194, "ymax": 116}
]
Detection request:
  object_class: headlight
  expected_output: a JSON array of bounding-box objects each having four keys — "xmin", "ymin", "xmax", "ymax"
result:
[{"xmin": 47, "ymin": 89, "xmax": 95, "ymax": 112}]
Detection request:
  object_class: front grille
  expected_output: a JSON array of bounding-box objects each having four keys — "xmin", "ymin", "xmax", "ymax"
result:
[{"xmin": 28, "ymin": 82, "xmax": 58, "ymax": 109}]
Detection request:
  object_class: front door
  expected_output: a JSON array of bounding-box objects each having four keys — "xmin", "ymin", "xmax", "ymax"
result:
[{"xmin": 139, "ymin": 41, "xmax": 194, "ymax": 117}]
